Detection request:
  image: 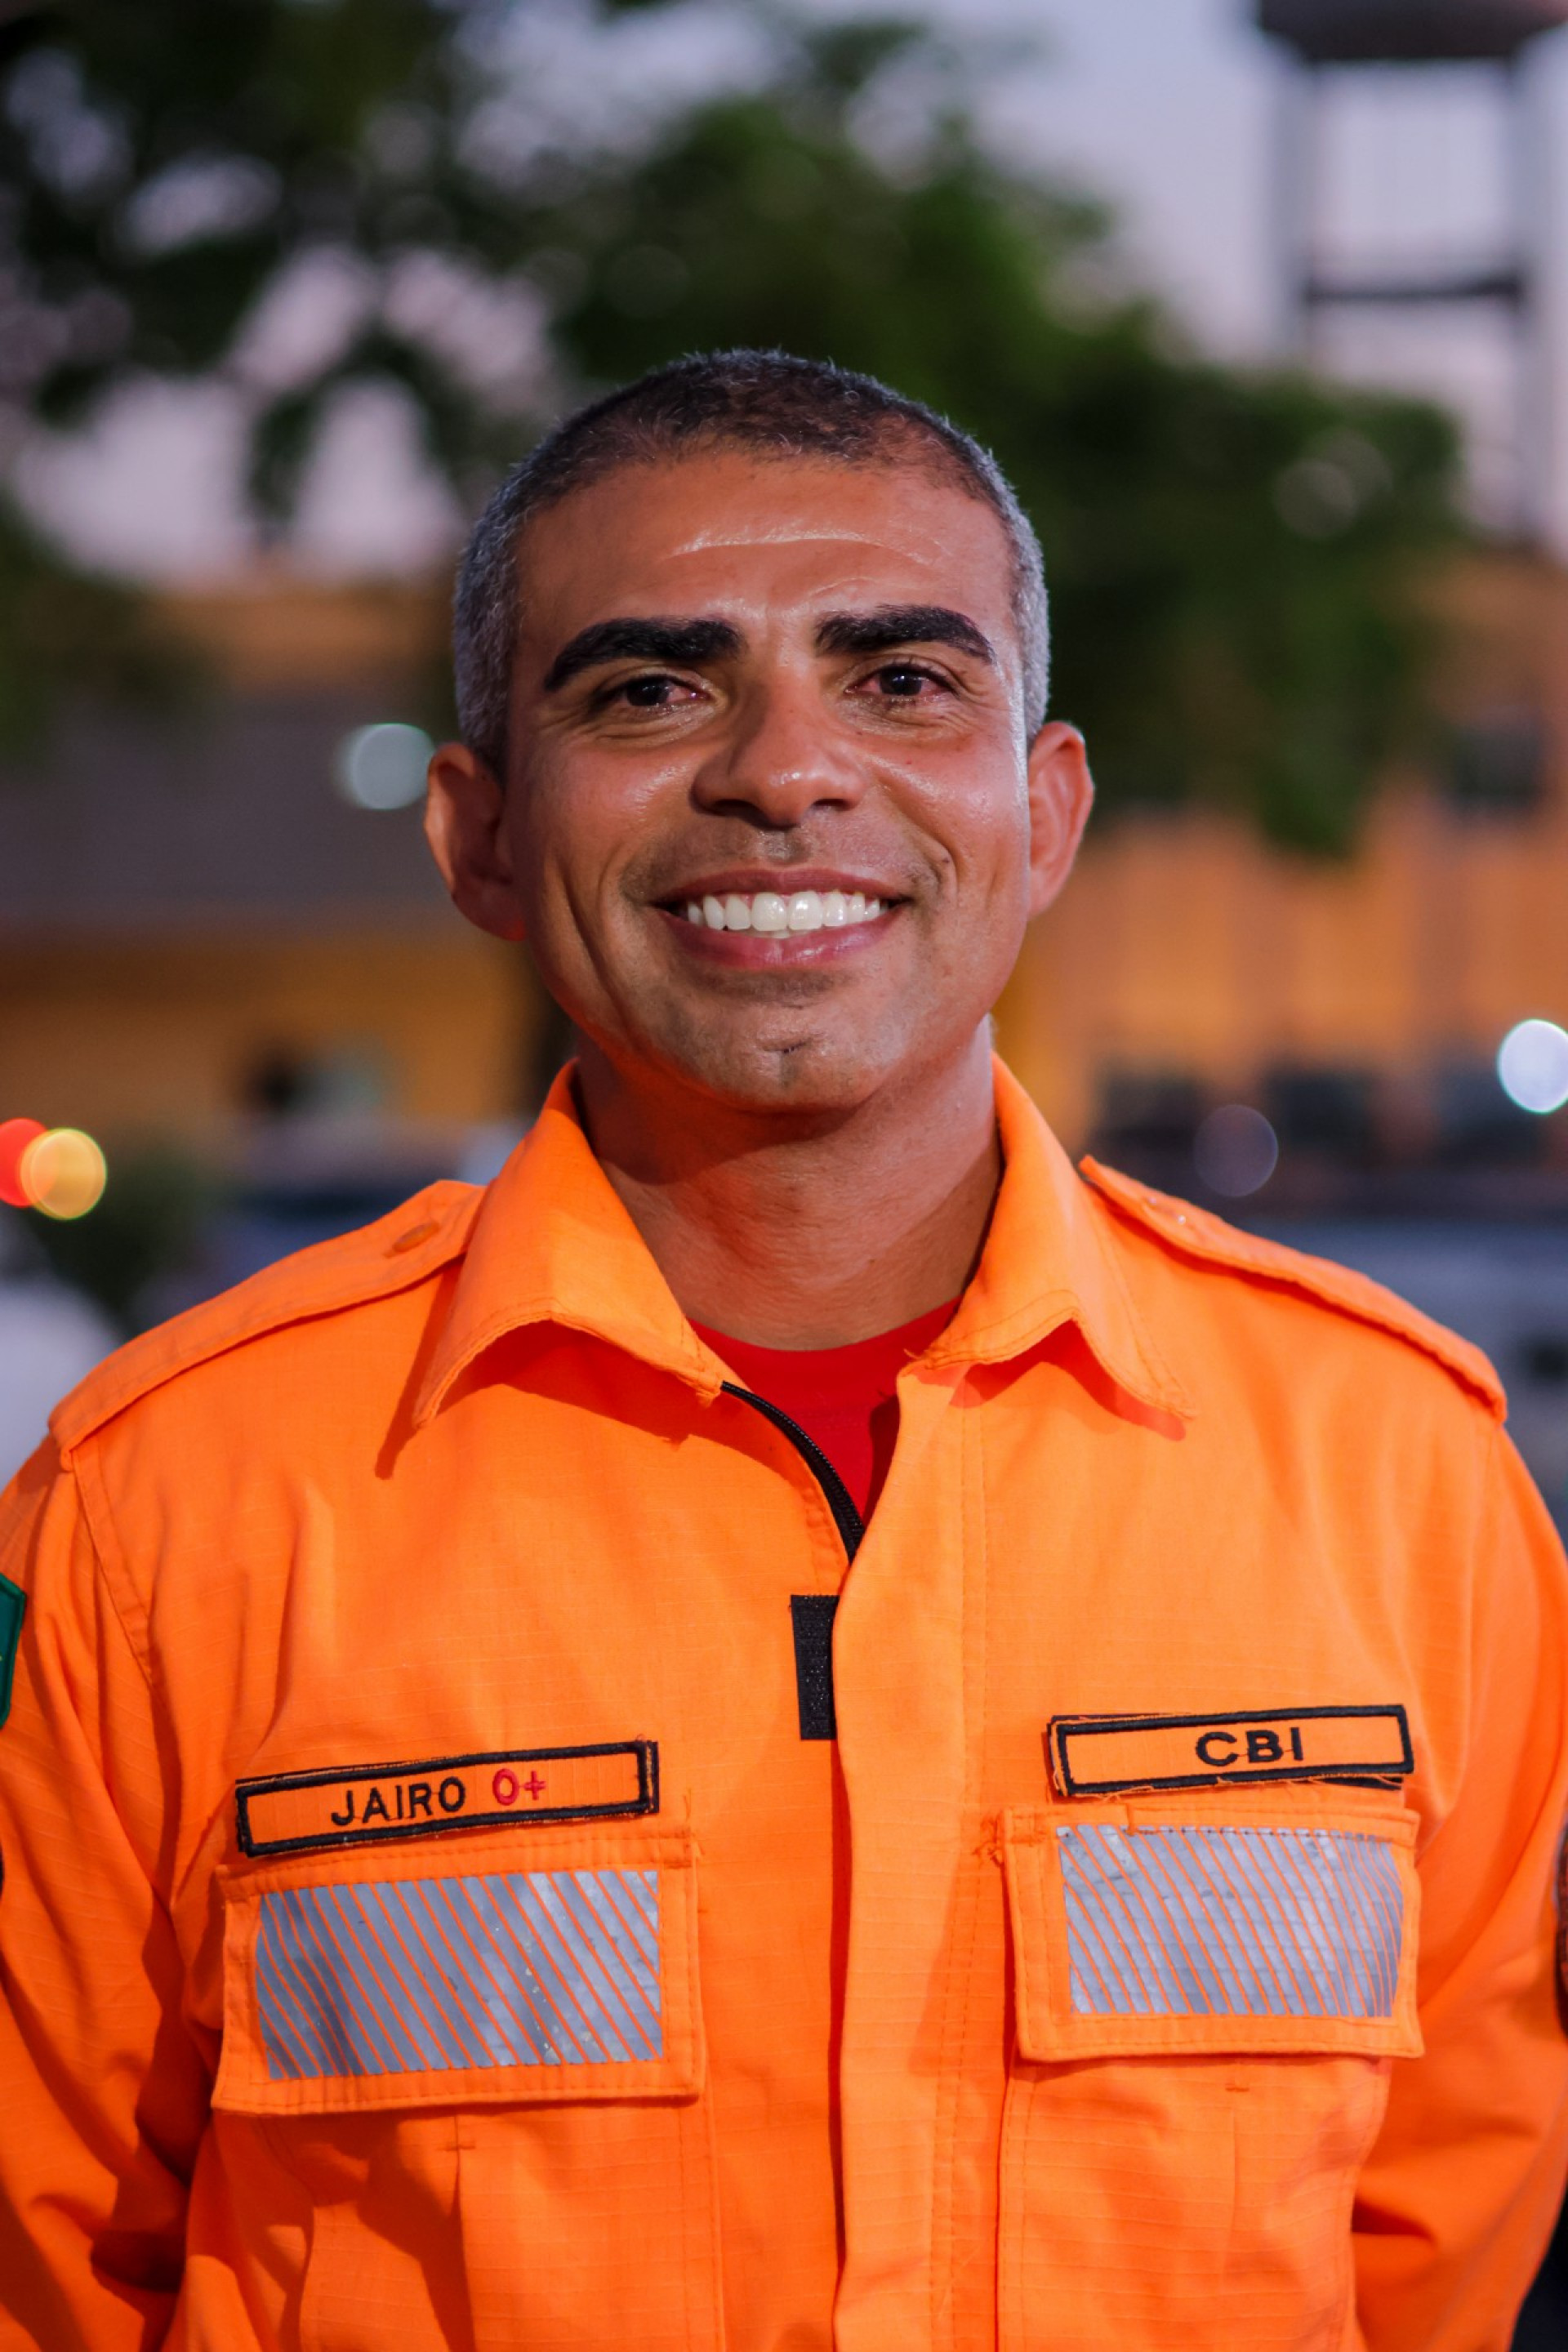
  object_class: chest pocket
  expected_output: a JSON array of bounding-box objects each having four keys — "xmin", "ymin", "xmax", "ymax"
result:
[
  {"xmin": 998, "ymin": 1794, "xmax": 1420, "ymax": 2352},
  {"xmin": 215, "ymin": 1824, "xmax": 724, "ymax": 2352}
]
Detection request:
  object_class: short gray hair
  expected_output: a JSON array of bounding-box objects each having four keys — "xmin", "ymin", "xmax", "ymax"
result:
[{"xmin": 452, "ymin": 349, "xmax": 1049, "ymax": 775}]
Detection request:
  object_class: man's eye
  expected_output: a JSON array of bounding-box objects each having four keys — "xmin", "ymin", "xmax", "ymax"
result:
[
  {"xmin": 869, "ymin": 663, "xmax": 942, "ymax": 699},
  {"xmin": 620, "ymin": 674, "xmax": 684, "ymax": 708}
]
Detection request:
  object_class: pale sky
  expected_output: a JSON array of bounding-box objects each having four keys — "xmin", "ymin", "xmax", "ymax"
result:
[{"xmin": 19, "ymin": 0, "xmax": 1568, "ymax": 577}]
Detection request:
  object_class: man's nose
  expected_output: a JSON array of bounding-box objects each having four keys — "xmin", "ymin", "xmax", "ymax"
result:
[{"xmin": 692, "ymin": 674, "xmax": 866, "ymax": 827}]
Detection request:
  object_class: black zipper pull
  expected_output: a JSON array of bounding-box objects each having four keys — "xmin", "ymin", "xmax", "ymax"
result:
[{"xmin": 723, "ymin": 1383, "xmax": 864, "ymax": 1742}]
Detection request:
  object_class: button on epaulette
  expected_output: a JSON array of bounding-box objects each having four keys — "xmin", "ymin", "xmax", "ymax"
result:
[{"xmin": 390, "ymin": 1218, "xmax": 442, "ymax": 1254}]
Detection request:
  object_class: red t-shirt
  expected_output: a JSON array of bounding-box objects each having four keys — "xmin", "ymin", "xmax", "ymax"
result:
[{"xmin": 691, "ymin": 1301, "xmax": 958, "ymax": 1524}]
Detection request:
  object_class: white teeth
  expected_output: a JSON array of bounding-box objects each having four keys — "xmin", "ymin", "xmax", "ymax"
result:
[{"xmin": 681, "ymin": 889, "xmax": 889, "ymax": 933}]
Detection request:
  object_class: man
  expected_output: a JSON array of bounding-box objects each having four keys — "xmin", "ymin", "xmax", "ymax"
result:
[{"xmin": 1, "ymin": 350, "xmax": 1566, "ymax": 2352}]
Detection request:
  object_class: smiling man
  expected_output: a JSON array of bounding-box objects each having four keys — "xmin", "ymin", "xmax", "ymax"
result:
[{"xmin": 2, "ymin": 352, "xmax": 1567, "ymax": 2352}]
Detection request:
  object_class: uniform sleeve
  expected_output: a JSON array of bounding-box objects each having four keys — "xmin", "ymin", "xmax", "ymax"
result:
[
  {"xmin": 0, "ymin": 1439, "xmax": 208, "ymax": 2351},
  {"xmin": 1354, "ymin": 1424, "xmax": 1568, "ymax": 2352}
]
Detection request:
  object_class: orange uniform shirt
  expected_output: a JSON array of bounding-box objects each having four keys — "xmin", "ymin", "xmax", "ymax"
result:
[{"xmin": 2, "ymin": 1061, "xmax": 1566, "ymax": 2352}]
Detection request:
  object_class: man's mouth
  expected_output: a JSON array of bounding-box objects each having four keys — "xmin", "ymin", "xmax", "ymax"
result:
[{"xmin": 677, "ymin": 887, "xmax": 886, "ymax": 936}]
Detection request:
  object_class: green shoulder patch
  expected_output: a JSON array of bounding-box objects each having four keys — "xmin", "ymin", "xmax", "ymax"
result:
[{"xmin": 0, "ymin": 1571, "xmax": 24, "ymax": 1730}]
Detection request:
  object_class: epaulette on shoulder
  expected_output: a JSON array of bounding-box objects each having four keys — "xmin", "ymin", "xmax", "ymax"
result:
[
  {"xmin": 50, "ymin": 1180, "xmax": 481, "ymax": 1455},
  {"xmin": 1081, "ymin": 1157, "xmax": 1504, "ymax": 1422}
]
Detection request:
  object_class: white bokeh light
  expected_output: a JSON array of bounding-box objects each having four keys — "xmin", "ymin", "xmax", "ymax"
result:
[
  {"xmin": 1193, "ymin": 1102, "xmax": 1280, "ymax": 1197},
  {"xmin": 334, "ymin": 721, "xmax": 434, "ymax": 812},
  {"xmin": 1497, "ymin": 1018, "xmax": 1568, "ymax": 1114}
]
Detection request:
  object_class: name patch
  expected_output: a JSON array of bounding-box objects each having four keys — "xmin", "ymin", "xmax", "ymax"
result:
[
  {"xmin": 1049, "ymin": 1706, "xmax": 1413, "ymax": 1797},
  {"xmin": 237, "ymin": 1741, "xmax": 658, "ymax": 1859}
]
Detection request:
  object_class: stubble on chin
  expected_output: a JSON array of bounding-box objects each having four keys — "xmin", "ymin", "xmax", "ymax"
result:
[{"xmin": 621, "ymin": 981, "xmax": 902, "ymax": 1117}]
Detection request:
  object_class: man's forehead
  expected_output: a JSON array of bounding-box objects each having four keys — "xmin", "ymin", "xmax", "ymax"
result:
[
  {"xmin": 630, "ymin": 514, "xmax": 958, "ymax": 557},
  {"xmin": 517, "ymin": 449, "xmax": 1017, "ymax": 618}
]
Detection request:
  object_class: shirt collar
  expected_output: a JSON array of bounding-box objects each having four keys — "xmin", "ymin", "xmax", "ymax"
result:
[
  {"xmin": 924, "ymin": 1060, "xmax": 1192, "ymax": 1418},
  {"xmin": 412, "ymin": 1058, "xmax": 1192, "ymax": 1429},
  {"xmin": 412, "ymin": 1067, "xmax": 717, "ymax": 1428}
]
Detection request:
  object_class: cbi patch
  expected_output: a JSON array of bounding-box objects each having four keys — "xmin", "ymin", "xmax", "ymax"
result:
[
  {"xmin": 236, "ymin": 1740, "xmax": 658, "ymax": 1859},
  {"xmin": 1049, "ymin": 1705, "xmax": 1413, "ymax": 1797}
]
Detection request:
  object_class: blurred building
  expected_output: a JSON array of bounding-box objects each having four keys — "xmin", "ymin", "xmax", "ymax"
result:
[
  {"xmin": 1258, "ymin": 0, "xmax": 1568, "ymax": 534},
  {"xmin": 1001, "ymin": 548, "xmax": 1568, "ymax": 1178},
  {"xmin": 0, "ymin": 579, "xmax": 534, "ymax": 1152}
]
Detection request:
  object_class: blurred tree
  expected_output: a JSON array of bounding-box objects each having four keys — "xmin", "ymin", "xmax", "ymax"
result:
[
  {"xmin": 0, "ymin": 0, "xmax": 1463, "ymax": 849},
  {"xmin": 0, "ymin": 0, "xmax": 551, "ymax": 517},
  {"xmin": 0, "ymin": 496, "xmax": 193, "ymax": 746},
  {"xmin": 0, "ymin": 0, "xmax": 499, "ymax": 754}
]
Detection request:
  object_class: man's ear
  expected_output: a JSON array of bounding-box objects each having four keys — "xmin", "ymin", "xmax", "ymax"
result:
[
  {"xmin": 424, "ymin": 742, "xmax": 528, "ymax": 943},
  {"xmin": 1023, "ymin": 722, "xmax": 1094, "ymax": 920}
]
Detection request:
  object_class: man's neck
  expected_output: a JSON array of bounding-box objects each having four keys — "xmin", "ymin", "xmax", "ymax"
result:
[{"xmin": 573, "ymin": 1027, "xmax": 1001, "ymax": 1348}]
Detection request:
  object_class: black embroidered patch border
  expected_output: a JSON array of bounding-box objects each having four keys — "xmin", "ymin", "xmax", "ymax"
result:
[
  {"xmin": 1050, "ymin": 1704, "xmax": 1414, "ymax": 1797},
  {"xmin": 235, "ymin": 1740, "xmax": 659, "ymax": 1859},
  {"xmin": 791, "ymin": 1595, "xmax": 840, "ymax": 1740}
]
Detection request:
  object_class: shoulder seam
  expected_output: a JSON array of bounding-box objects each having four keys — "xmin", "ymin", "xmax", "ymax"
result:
[
  {"xmin": 1085, "ymin": 1183, "xmax": 1193, "ymax": 1414},
  {"xmin": 1080, "ymin": 1156, "xmax": 1505, "ymax": 1421},
  {"xmin": 69, "ymin": 1443, "xmax": 156, "ymax": 1695},
  {"xmin": 51, "ymin": 1182, "xmax": 481, "ymax": 1455}
]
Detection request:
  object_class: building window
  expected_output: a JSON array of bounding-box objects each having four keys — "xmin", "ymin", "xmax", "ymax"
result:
[{"xmin": 1444, "ymin": 707, "xmax": 1548, "ymax": 816}]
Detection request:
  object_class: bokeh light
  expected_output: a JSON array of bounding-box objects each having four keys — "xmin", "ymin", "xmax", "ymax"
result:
[
  {"xmin": 334, "ymin": 721, "xmax": 434, "ymax": 811},
  {"xmin": 19, "ymin": 1128, "xmax": 109, "ymax": 1220},
  {"xmin": 0, "ymin": 1118, "xmax": 47, "ymax": 1208},
  {"xmin": 1193, "ymin": 1103, "xmax": 1280, "ymax": 1198},
  {"xmin": 1497, "ymin": 1018, "xmax": 1568, "ymax": 1115}
]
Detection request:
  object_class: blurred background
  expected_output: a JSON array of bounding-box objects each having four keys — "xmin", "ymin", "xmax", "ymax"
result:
[{"xmin": 2, "ymin": 5, "xmax": 1567, "ymax": 2319}]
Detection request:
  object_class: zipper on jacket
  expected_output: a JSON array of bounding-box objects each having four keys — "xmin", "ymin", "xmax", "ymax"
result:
[
  {"xmin": 721, "ymin": 1384, "xmax": 865, "ymax": 1560},
  {"xmin": 723, "ymin": 1383, "xmax": 863, "ymax": 1741}
]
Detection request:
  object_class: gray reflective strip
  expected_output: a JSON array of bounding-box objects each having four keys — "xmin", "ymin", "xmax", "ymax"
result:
[
  {"xmin": 1054, "ymin": 1824, "xmax": 1403, "ymax": 2020},
  {"xmin": 256, "ymin": 1866, "xmax": 666, "ymax": 2081}
]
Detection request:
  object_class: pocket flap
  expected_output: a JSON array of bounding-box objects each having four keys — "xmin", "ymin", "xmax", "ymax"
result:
[
  {"xmin": 214, "ymin": 1824, "xmax": 703, "ymax": 2114},
  {"xmin": 1002, "ymin": 1795, "xmax": 1422, "ymax": 2062}
]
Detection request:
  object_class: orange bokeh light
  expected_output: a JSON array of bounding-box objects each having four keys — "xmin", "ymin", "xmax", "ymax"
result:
[
  {"xmin": 20, "ymin": 1128, "xmax": 108, "ymax": 1221},
  {"xmin": 0, "ymin": 1118, "xmax": 47, "ymax": 1209}
]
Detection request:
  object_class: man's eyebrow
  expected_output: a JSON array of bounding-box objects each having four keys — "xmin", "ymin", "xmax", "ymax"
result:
[
  {"xmin": 541, "ymin": 617, "xmax": 745, "ymax": 693},
  {"xmin": 814, "ymin": 605, "xmax": 996, "ymax": 666}
]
